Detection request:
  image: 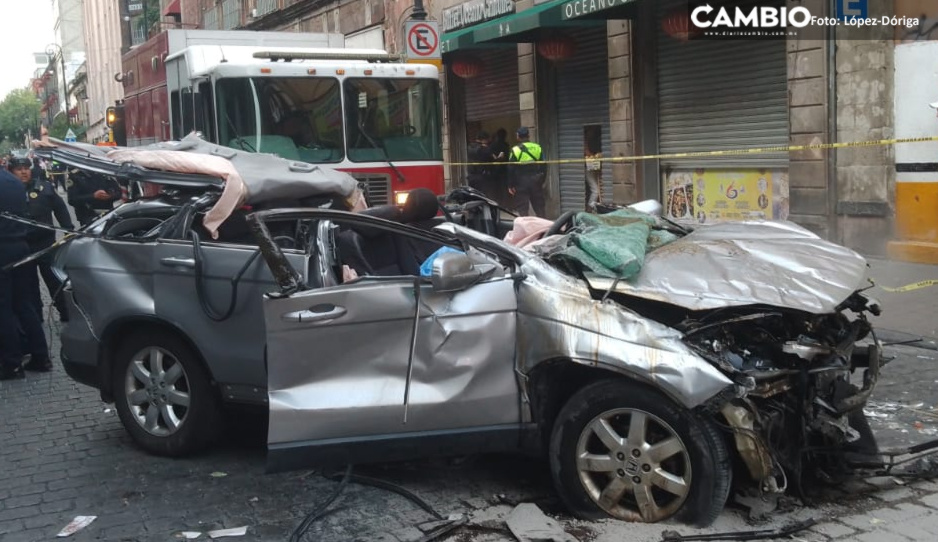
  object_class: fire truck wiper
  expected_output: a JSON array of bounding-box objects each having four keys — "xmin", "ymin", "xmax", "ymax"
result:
[
  {"xmin": 358, "ymin": 122, "xmax": 406, "ymax": 184},
  {"xmin": 225, "ymin": 110, "xmax": 256, "ymax": 152}
]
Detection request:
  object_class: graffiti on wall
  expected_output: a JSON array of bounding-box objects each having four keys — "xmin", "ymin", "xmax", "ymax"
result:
[{"xmin": 896, "ymin": 0, "xmax": 938, "ymax": 41}]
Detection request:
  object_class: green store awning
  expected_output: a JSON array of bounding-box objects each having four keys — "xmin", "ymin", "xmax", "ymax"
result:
[
  {"xmin": 442, "ymin": 0, "xmax": 639, "ymax": 54},
  {"xmin": 441, "ymin": 25, "xmax": 477, "ymax": 55},
  {"xmin": 472, "ymin": 0, "xmax": 569, "ymax": 44}
]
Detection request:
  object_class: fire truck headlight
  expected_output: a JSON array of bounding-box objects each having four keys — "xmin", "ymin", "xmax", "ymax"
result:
[{"xmin": 394, "ymin": 191, "xmax": 410, "ymax": 206}]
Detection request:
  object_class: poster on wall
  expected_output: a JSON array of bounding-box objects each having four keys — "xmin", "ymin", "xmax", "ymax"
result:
[{"xmin": 664, "ymin": 169, "xmax": 790, "ymax": 224}]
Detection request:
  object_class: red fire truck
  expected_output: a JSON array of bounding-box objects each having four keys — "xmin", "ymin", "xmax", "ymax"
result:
[{"xmin": 114, "ymin": 30, "xmax": 444, "ymax": 205}]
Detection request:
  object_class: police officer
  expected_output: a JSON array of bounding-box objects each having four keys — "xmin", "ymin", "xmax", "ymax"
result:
[
  {"xmin": 31, "ymin": 157, "xmax": 49, "ymax": 184},
  {"xmin": 67, "ymin": 168, "xmax": 121, "ymax": 226},
  {"xmin": 9, "ymin": 157, "xmax": 74, "ymax": 322},
  {"xmin": 508, "ymin": 127, "xmax": 547, "ymax": 217},
  {"xmin": 0, "ymin": 163, "xmax": 51, "ymax": 379}
]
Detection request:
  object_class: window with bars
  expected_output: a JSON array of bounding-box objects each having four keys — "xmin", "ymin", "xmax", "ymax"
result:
[
  {"xmin": 222, "ymin": 0, "xmax": 242, "ymax": 29},
  {"xmin": 203, "ymin": 7, "xmax": 219, "ymax": 30}
]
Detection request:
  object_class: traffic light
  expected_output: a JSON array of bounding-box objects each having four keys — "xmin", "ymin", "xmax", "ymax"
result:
[
  {"xmin": 106, "ymin": 103, "xmax": 127, "ymax": 146},
  {"xmin": 105, "ymin": 106, "xmax": 118, "ymax": 128}
]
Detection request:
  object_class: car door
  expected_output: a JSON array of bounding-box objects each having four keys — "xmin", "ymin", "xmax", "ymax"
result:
[
  {"xmin": 264, "ymin": 275, "xmax": 419, "ymax": 470},
  {"xmin": 263, "ymin": 215, "xmax": 521, "ymax": 471},
  {"xmin": 152, "ymin": 237, "xmax": 307, "ymax": 404},
  {"xmin": 405, "ymin": 276, "xmax": 520, "ymax": 432}
]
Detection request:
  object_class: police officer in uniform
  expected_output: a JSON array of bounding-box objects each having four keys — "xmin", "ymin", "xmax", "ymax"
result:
[
  {"xmin": 508, "ymin": 127, "xmax": 548, "ymax": 217},
  {"xmin": 0, "ymin": 162, "xmax": 51, "ymax": 379},
  {"xmin": 67, "ymin": 168, "xmax": 121, "ymax": 226},
  {"xmin": 9, "ymin": 157, "xmax": 74, "ymax": 322}
]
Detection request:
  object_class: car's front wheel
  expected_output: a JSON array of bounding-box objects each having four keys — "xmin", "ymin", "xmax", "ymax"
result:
[
  {"xmin": 112, "ymin": 330, "xmax": 221, "ymax": 456},
  {"xmin": 549, "ymin": 380, "xmax": 731, "ymax": 526}
]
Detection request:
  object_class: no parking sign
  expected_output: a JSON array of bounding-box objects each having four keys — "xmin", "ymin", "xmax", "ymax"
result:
[{"xmin": 405, "ymin": 20, "xmax": 442, "ymax": 68}]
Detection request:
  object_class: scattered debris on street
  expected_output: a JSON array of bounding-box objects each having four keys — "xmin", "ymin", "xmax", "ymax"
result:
[{"xmin": 55, "ymin": 516, "xmax": 96, "ymax": 538}]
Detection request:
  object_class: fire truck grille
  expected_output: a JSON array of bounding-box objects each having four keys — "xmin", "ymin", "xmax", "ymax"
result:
[{"xmin": 353, "ymin": 174, "xmax": 391, "ymax": 207}]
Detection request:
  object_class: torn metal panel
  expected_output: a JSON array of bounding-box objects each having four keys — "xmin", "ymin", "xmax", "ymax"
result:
[
  {"xmin": 435, "ymin": 223, "xmax": 734, "ymax": 408},
  {"xmin": 407, "ymin": 278, "xmax": 520, "ymax": 429},
  {"xmin": 586, "ymin": 220, "xmax": 869, "ymax": 313},
  {"xmin": 514, "ymin": 257, "xmax": 733, "ymax": 408}
]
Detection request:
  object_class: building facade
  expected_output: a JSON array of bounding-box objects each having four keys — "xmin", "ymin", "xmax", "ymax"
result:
[
  {"xmin": 52, "ymin": 0, "xmax": 86, "ymax": 122},
  {"xmin": 434, "ymin": 0, "xmax": 938, "ymax": 258},
  {"xmin": 125, "ymin": 0, "xmax": 935, "ymax": 260},
  {"xmin": 81, "ymin": 0, "xmax": 126, "ymax": 142}
]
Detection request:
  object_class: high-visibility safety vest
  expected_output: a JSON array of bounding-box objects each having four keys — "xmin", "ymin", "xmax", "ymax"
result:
[{"xmin": 510, "ymin": 142, "xmax": 543, "ymax": 162}]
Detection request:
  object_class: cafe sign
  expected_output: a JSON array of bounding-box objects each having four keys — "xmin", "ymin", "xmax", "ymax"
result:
[{"xmin": 442, "ymin": 0, "xmax": 515, "ymax": 32}]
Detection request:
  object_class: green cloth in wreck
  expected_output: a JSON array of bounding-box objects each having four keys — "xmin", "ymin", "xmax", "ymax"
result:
[{"xmin": 558, "ymin": 209, "xmax": 679, "ymax": 279}]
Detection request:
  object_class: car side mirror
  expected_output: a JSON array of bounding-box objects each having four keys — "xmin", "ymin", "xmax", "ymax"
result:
[{"xmin": 431, "ymin": 252, "xmax": 497, "ymax": 292}]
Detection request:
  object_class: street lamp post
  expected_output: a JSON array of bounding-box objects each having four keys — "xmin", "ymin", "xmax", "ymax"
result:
[
  {"xmin": 412, "ymin": 0, "xmax": 427, "ymax": 20},
  {"xmin": 45, "ymin": 43, "xmax": 69, "ymax": 129}
]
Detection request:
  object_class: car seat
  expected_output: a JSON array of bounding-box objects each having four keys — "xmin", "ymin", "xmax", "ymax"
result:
[{"xmin": 396, "ymin": 188, "xmax": 446, "ymax": 274}]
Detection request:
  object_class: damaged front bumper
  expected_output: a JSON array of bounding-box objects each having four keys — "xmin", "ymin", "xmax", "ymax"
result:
[{"xmin": 713, "ymin": 326, "xmax": 884, "ymax": 494}]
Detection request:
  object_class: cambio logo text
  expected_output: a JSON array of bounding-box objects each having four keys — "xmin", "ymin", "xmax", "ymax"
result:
[{"xmin": 691, "ymin": 4, "xmax": 813, "ymax": 29}]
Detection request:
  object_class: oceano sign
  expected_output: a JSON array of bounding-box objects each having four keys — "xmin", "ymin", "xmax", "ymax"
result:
[
  {"xmin": 563, "ymin": 0, "xmax": 636, "ymax": 20},
  {"xmin": 442, "ymin": 0, "xmax": 515, "ymax": 32}
]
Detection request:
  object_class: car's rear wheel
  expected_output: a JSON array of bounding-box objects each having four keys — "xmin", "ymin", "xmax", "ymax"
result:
[
  {"xmin": 549, "ymin": 380, "xmax": 731, "ymax": 526},
  {"xmin": 112, "ymin": 330, "xmax": 221, "ymax": 456}
]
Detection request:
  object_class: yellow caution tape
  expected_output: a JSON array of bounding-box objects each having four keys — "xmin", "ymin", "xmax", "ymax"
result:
[
  {"xmin": 452, "ymin": 135, "xmax": 938, "ymax": 167},
  {"xmin": 876, "ymin": 279, "xmax": 938, "ymax": 293}
]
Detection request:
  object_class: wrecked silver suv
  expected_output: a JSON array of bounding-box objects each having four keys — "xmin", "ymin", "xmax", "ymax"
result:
[
  {"xmin": 45, "ymin": 141, "xmax": 882, "ymax": 526},
  {"xmin": 246, "ymin": 205, "xmax": 882, "ymax": 526}
]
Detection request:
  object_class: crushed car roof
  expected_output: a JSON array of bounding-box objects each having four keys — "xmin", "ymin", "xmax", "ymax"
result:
[{"xmin": 34, "ymin": 133, "xmax": 361, "ymax": 237}]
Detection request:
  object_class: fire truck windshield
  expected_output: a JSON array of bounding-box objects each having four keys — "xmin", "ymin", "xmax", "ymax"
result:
[{"xmin": 215, "ymin": 76, "xmax": 442, "ymax": 164}]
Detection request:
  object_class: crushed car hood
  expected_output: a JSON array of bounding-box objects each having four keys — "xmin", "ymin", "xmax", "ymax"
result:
[{"xmin": 583, "ymin": 220, "xmax": 869, "ymax": 314}]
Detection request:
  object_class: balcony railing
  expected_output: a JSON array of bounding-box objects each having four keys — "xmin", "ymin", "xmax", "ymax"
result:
[
  {"xmin": 222, "ymin": 0, "xmax": 242, "ymax": 30},
  {"xmin": 131, "ymin": 26, "xmax": 147, "ymax": 45}
]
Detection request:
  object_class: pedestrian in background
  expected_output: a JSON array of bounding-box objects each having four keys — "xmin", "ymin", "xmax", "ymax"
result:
[
  {"xmin": 67, "ymin": 168, "xmax": 121, "ymax": 226},
  {"xmin": 467, "ymin": 131, "xmax": 495, "ymax": 199},
  {"xmin": 584, "ymin": 141, "xmax": 603, "ymax": 211},
  {"xmin": 0, "ymin": 164, "xmax": 51, "ymax": 379},
  {"xmin": 489, "ymin": 128, "xmax": 511, "ymax": 207},
  {"xmin": 508, "ymin": 127, "xmax": 547, "ymax": 217},
  {"xmin": 11, "ymin": 157, "xmax": 74, "ymax": 322}
]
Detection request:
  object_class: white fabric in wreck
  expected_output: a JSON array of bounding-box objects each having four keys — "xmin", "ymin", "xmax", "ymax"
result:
[{"xmin": 107, "ymin": 148, "xmax": 247, "ymax": 238}]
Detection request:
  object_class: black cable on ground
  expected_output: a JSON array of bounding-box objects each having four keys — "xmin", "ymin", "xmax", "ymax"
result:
[
  {"xmin": 323, "ymin": 470, "xmax": 444, "ymax": 520},
  {"xmin": 290, "ymin": 465, "xmax": 353, "ymax": 542},
  {"xmin": 291, "ymin": 467, "xmax": 448, "ymax": 541}
]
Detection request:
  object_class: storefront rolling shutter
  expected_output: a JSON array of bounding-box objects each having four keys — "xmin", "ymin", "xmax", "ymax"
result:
[
  {"xmin": 657, "ymin": 21, "xmax": 788, "ymax": 167},
  {"xmin": 464, "ymin": 49, "xmax": 520, "ymax": 122},
  {"xmin": 556, "ymin": 29, "xmax": 611, "ymax": 213}
]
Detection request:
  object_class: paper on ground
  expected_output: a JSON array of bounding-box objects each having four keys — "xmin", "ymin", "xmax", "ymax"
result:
[
  {"xmin": 208, "ymin": 526, "xmax": 248, "ymax": 538},
  {"xmin": 56, "ymin": 516, "xmax": 97, "ymax": 537}
]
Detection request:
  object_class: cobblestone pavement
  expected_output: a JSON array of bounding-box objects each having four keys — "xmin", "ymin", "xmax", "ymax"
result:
[{"xmin": 2, "ymin": 259, "xmax": 938, "ymax": 542}]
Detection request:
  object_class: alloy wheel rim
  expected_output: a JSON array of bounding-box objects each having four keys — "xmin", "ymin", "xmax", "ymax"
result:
[
  {"xmin": 575, "ymin": 407, "xmax": 691, "ymax": 522},
  {"xmin": 124, "ymin": 347, "xmax": 191, "ymax": 437}
]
